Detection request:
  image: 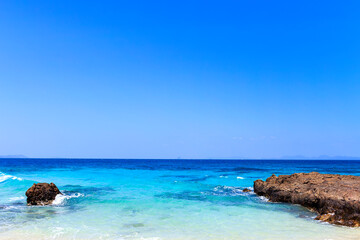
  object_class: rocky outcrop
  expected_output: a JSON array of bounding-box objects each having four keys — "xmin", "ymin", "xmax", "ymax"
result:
[
  {"xmin": 254, "ymin": 172, "xmax": 360, "ymax": 227},
  {"xmin": 242, "ymin": 188, "xmax": 251, "ymax": 192},
  {"xmin": 26, "ymin": 183, "xmax": 61, "ymax": 205}
]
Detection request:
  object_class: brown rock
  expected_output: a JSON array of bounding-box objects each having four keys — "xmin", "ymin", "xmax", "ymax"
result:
[
  {"xmin": 253, "ymin": 172, "xmax": 360, "ymax": 227},
  {"xmin": 25, "ymin": 183, "xmax": 61, "ymax": 205},
  {"xmin": 242, "ymin": 188, "xmax": 251, "ymax": 192}
]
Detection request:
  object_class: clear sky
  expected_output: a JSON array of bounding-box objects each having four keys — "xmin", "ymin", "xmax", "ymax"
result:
[{"xmin": 0, "ymin": 1, "xmax": 359, "ymax": 159}]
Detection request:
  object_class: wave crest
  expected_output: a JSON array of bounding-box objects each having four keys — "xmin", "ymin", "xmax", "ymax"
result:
[
  {"xmin": 212, "ymin": 186, "xmax": 244, "ymax": 196},
  {"xmin": 52, "ymin": 193, "xmax": 84, "ymax": 206},
  {"xmin": 0, "ymin": 172, "xmax": 23, "ymax": 183}
]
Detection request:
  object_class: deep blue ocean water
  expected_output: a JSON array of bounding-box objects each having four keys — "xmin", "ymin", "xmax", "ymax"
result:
[{"xmin": 1, "ymin": 159, "xmax": 360, "ymax": 240}]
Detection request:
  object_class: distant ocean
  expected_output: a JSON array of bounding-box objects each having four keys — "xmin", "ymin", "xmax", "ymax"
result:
[{"xmin": 1, "ymin": 159, "xmax": 360, "ymax": 240}]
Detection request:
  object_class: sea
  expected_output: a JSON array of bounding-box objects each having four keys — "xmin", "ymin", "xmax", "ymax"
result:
[{"xmin": 0, "ymin": 158, "xmax": 360, "ymax": 240}]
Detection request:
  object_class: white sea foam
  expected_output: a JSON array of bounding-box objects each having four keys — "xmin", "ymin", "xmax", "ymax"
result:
[
  {"xmin": 213, "ymin": 186, "xmax": 244, "ymax": 196},
  {"xmin": 52, "ymin": 193, "xmax": 84, "ymax": 206},
  {"xmin": 51, "ymin": 227, "xmax": 66, "ymax": 238},
  {"xmin": 258, "ymin": 196, "xmax": 269, "ymax": 202},
  {"xmin": 0, "ymin": 172, "xmax": 23, "ymax": 182},
  {"xmin": 9, "ymin": 196, "xmax": 25, "ymax": 202},
  {"xmin": 3, "ymin": 206, "xmax": 19, "ymax": 210},
  {"xmin": 137, "ymin": 237, "xmax": 161, "ymax": 240},
  {"xmin": 237, "ymin": 176, "xmax": 244, "ymax": 179}
]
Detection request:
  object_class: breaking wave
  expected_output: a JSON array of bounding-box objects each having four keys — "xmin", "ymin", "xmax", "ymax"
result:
[
  {"xmin": 211, "ymin": 186, "xmax": 246, "ymax": 196},
  {"xmin": 0, "ymin": 172, "xmax": 23, "ymax": 183},
  {"xmin": 258, "ymin": 196, "xmax": 269, "ymax": 202},
  {"xmin": 52, "ymin": 193, "xmax": 84, "ymax": 206},
  {"xmin": 9, "ymin": 196, "xmax": 25, "ymax": 202}
]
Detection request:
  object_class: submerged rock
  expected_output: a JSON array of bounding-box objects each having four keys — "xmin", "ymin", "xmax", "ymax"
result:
[
  {"xmin": 26, "ymin": 183, "xmax": 61, "ymax": 205},
  {"xmin": 242, "ymin": 188, "xmax": 251, "ymax": 192},
  {"xmin": 254, "ymin": 172, "xmax": 360, "ymax": 227}
]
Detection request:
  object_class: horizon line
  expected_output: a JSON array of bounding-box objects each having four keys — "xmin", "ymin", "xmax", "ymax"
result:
[{"xmin": 1, "ymin": 157, "xmax": 360, "ymax": 161}]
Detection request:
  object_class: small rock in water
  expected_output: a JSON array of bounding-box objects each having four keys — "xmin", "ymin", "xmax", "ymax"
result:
[
  {"xmin": 242, "ymin": 188, "xmax": 251, "ymax": 192},
  {"xmin": 26, "ymin": 183, "xmax": 62, "ymax": 205}
]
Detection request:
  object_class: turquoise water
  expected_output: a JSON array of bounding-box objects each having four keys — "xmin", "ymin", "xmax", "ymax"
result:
[{"xmin": 1, "ymin": 159, "xmax": 360, "ymax": 240}]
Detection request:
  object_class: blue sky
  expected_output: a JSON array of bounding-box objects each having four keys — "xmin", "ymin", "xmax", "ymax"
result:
[{"xmin": 0, "ymin": 1, "xmax": 359, "ymax": 159}]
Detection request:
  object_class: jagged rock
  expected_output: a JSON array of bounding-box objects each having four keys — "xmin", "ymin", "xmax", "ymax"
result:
[
  {"xmin": 25, "ymin": 183, "xmax": 61, "ymax": 205},
  {"xmin": 254, "ymin": 172, "xmax": 360, "ymax": 227},
  {"xmin": 242, "ymin": 188, "xmax": 251, "ymax": 192}
]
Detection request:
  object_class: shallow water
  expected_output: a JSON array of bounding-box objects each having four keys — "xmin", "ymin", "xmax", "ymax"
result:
[{"xmin": 1, "ymin": 159, "xmax": 360, "ymax": 240}]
